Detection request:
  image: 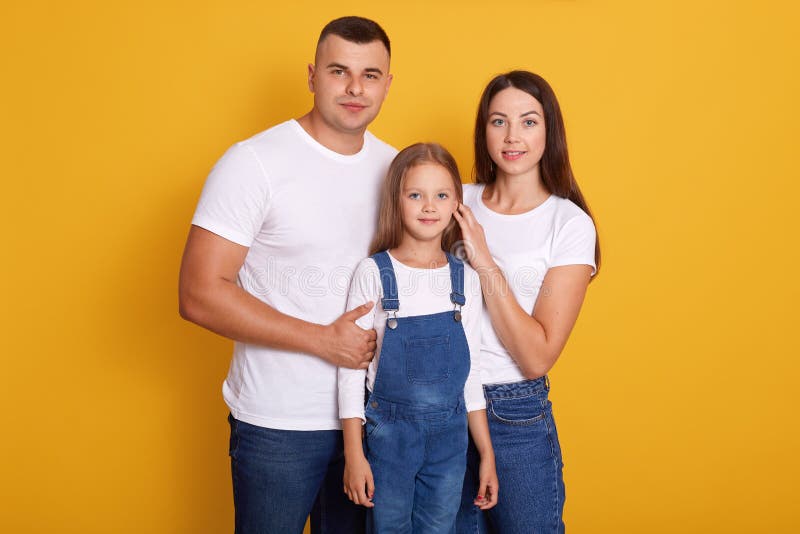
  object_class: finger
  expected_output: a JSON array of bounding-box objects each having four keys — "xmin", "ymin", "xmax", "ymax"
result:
[
  {"xmin": 364, "ymin": 329, "xmax": 377, "ymax": 341},
  {"xmin": 474, "ymin": 481, "xmax": 488, "ymax": 505},
  {"xmin": 479, "ymin": 484, "xmax": 497, "ymax": 509},
  {"xmin": 365, "ymin": 474, "xmax": 375, "ymax": 508},
  {"xmin": 355, "ymin": 484, "xmax": 367, "ymax": 506},
  {"xmin": 340, "ymin": 302, "xmax": 374, "ymax": 322}
]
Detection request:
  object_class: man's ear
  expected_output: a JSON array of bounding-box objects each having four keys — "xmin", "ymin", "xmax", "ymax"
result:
[
  {"xmin": 307, "ymin": 63, "xmax": 316, "ymax": 93},
  {"xmin": 384, "ymin": 73, "xmax": 393, "ymax": 97}
]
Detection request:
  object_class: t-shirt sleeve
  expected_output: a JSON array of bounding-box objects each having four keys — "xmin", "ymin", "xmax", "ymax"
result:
[
  {"xmin": 551, "ymin": 213, "xmax": 597, "ymax": 275},
  {"xmin": 463, "ymin": 267, "xmax": 487, "ymax": 412},
  {"xmin": 337, "ymin": 259, "xmax": 380, "ymax": 422},
  {"xmin": 191, "ymin": 142, "xmax": 272, "ymax": 247}
]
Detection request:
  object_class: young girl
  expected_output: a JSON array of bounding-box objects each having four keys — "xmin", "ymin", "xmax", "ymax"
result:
[
  {"xmin": 338, "ymin": 143, "xmax": 498, "ymax": 533},
  {"xmin": 454, "ymin": 71, "xmax": 600, "ymax": 533}
]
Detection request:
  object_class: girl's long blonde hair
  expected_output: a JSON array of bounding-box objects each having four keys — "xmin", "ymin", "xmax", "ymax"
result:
[{"xmin": 370, "ymin": 143, "xmax": 463, "ymax": 255}]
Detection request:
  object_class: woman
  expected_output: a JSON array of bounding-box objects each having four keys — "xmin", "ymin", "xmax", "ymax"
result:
[{"xmin": 453, "ymin": 71, "xmax": 601, "ymax": 533}]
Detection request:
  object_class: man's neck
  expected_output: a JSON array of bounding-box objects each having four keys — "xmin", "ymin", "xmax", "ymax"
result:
[{"xmin": 296, "ymin": 111, "xmax": 365, "ymax": 155}]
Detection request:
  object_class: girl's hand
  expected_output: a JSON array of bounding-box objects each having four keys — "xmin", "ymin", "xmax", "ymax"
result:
[
  {"xmin": 343, "ymin": 454, "xmax": 375, "ymax": 508},
  {"xmin": 474, "ymin": 454, "xmax": 499, "ymax": 510},
  {"xmin": 454, "ymin": 203, "xmax": 495, "ymax": 271}
]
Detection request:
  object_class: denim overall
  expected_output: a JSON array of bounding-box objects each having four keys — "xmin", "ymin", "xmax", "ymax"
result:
[{"xmin": 364, "ymin": 251, "xmax": 471, "ymax": 534}]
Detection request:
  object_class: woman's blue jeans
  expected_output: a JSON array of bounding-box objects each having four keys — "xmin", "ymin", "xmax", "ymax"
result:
[
  {"xmin": 228, "ymin": 414, "xmax": 365, "ymax": 534},
  {"xmin": 454, "ymin": 377, "xmax": 566, "ymax": 534}
]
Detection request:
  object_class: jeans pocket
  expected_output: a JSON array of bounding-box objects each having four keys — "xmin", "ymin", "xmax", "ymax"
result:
[
  {"xmin": 404, "ymin": 335, "xmax": 450, "ymax": 384},
  {"xmin": 489, "ymin": 395, "xmax": 547, "ymax": 426}
]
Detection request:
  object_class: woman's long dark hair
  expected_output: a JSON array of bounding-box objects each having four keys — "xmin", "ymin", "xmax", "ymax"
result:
[{"xmin": 474, "ymin": 70, "xmax": 601, "ymax": 274}]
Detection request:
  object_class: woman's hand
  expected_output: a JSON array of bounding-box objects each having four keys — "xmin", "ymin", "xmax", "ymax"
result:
[
  {"xmin": 475, "ymin": 453, "xmax": 499, "ymax": 510},
  {"xmin": 343, "ymin": 454, "xmax": 375, "ymax": 508},
  {"xmin": 454, "ymin": 203, "xmax": 495, "ymax": 271}
]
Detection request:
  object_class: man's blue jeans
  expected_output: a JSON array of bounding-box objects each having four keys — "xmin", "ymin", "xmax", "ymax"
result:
[
  {"xmin": 228, "ymin": 414, "xmax": 365, "ymax": 534},
  {"xmin": 454, "ymin": 377, "xmax": 566, "ymax": 534}
]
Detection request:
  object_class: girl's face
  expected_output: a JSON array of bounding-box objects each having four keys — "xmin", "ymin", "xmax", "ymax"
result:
[
  {"xmin": 399, "ymin": 163, "xmax": 458, "ymax": 246},
  {"xmin": 485, "ymin": 87, "xmax": 546, "ymax": 179}
]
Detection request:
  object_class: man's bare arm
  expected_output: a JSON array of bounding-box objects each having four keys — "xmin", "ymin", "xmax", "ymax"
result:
[{"xmin": 178, "ymin": 225, "xmax": 376, "ymax": 368}]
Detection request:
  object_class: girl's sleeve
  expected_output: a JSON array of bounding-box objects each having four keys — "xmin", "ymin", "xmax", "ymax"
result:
[
  {"xmin": 463, "ymin": 266, "xmax": 487, "ymax": 412},
  {"xmin": 337, "ymin": 259, "xmax": 380, "ymax": 422}
]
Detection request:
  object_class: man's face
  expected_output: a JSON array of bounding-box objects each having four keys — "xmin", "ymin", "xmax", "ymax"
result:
[{"xmin": 308, "ymin": 35, "xmax": 392, "ymax": 135}]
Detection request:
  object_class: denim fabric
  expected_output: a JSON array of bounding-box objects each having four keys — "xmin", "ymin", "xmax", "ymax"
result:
[
  {"xmin": 365, "ymin": 251, "xmax": 471, "ymax": 533},
  {"xmin": 228, "ymin": 414, "xmax": 365, "ymax": 534},
  {"xmin": 454, "ymin": 377, "xmax": 565, "ymax": 534}
]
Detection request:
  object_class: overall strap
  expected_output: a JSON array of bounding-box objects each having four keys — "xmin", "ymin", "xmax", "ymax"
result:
[
  {"xmin": 446, "ymin": 253, "xmax": 466, "ymax": 306},
  {"xmin": 370, "ymin": 251, "xmax": 399, "ymax": 312}
]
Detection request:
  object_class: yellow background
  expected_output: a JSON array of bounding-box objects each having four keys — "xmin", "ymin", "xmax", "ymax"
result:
[{"xmin": 2, "ymin": 1, "xmax": 798, "ymax": 532}]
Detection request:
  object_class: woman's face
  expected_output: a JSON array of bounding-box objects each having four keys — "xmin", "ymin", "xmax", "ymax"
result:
[{"xmin": 485, "ymin": 87, "xmax": 546, "ymax": 179}]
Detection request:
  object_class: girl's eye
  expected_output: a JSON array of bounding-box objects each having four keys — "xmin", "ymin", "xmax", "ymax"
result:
[
  {"xmin": 408, "ymin": 192, "xmax": 421, "ymax": 200},
  {"xmin": 437, "ymin": 193, "xmax": 449, "ymax": 200},
  {"xmin": 491, "ymin": 118, "xmax": 505, "ymax": 126}
]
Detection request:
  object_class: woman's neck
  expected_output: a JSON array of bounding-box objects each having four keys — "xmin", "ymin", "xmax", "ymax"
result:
[
  {"xmin": 390, "ymin": 237, "xmax": 447, "ymax": 269},
  {"xmin": 483, "ymin": 170, "xmax": 551, "ymax": 214}
]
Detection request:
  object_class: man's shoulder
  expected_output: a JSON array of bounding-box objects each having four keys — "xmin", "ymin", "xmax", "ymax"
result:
[
  {"xmin": 365, "ymin": 131, "xmax": 399, "ymax": 160},
  {"xmin": 237, "ymin": 120, "xmax": 299, "ymax": 153}
]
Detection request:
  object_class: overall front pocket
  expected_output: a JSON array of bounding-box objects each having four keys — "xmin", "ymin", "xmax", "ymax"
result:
[{"xmin": 404, "ymin": 335, "xmax": 451, "ymax": 384}]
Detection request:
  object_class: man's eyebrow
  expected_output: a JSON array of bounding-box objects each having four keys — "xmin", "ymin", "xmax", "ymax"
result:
[{"xmin": 326, "ymin": 63, "xmax": 384, "ymax": 76}]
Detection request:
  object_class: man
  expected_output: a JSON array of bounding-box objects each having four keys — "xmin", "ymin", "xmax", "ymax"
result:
[{"xmin": 179, "ymin": 16, "xmax": 395, "ymax": 533}]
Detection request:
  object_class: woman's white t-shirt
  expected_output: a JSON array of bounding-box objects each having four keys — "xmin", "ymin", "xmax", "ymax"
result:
[{"xmin": 462, "ymin": 183, "xmax": 597, "ymax": 385}]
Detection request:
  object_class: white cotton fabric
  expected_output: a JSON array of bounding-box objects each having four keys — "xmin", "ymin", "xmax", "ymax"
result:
[
  {"xmin": 338, "ymin": 253, "xmax": 486, "ymax": 422},
  {"xmin": 192, "ymin": 119, "xmax": 397, "ymax": 430},
  {"xmin": 462, "ymin": 183, "xmax": 597, "ymax": 386}
]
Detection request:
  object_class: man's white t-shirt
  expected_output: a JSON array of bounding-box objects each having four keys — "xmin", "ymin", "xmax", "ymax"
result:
[
  {"xmin": 338, "ymin": 253, "xmax": 486, "ymax": 422},
  {"xmin": 462, "ymin": 183, "xmax": 597, "ymax": 386},
  {"xmin": 192, "ymin": 119, "xmax": 397, "ymax": 430}
]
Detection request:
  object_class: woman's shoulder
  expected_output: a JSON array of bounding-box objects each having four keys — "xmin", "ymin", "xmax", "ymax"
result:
[{"xmin": 550, "ymin": 196, "xmax": 595, "ymax": 229}]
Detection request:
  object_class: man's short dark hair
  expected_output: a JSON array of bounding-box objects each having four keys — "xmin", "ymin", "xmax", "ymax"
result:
[{"xmin": 318, "ymin": 16, "xmax": 391, "ymax": 57}]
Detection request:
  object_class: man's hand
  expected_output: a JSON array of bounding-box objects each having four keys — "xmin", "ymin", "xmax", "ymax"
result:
[{"xmin": 320, "ymin": 302, "xmax": 377, "ymax": 369}]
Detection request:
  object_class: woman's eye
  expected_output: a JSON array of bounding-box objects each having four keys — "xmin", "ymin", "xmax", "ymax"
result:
[
  {"xmin": 524, "ymin": 119, "xmax": 536, "ymax": 126},
  {"xmin": 491, "ymin": 118, "xmax": 505, "ymax": 126}
]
